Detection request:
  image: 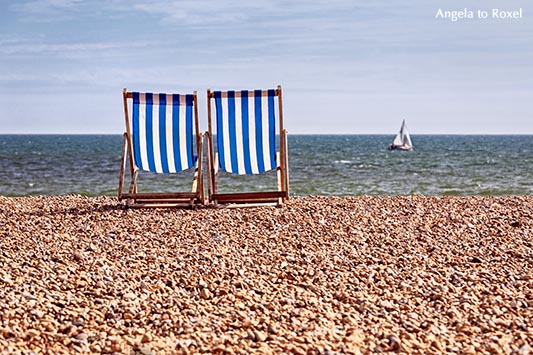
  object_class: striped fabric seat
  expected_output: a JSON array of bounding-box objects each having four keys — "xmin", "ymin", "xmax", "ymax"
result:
[
  {"xmin": 206, "ymin": 85, "xmax": 288, "ymax": 206},
  {"xmin": 132, "ymin": 92, "xmax": 196, "ymax": 173},
  {"xmin": 213, "ymin": 89, "xmax": 277, "ymax": 175}
]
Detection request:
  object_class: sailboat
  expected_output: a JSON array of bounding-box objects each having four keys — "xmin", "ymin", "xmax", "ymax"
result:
[{"xmin": 388, "ymin": 119, "xmax": 413, "ymax": 151}]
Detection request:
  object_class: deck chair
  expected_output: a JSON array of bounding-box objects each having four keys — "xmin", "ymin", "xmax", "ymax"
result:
[
  {"xmin": 206, "ymin": 85, "xmax": 289, "ymax": 207},
  {"xmin": 118, "ymin": 89, "xmax": 204, "ymax": 208}
]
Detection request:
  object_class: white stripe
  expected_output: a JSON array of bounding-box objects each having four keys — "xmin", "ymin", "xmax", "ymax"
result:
[
  {"xmin": 234, "ymin": 96, "xmax": 245, "ymax": 174},
  {"xmin": 152, "ymin": 94, "xmax": 163, "ymax": 173},
  {"xmin": 179, "ymin": 102, "xmax": 188, "ymax": 170},
  {"xmin": 261, "ymin": 95, "xmax": 272, "ymax": 171},
  {"xmin": 248, "ymin": 95, "xmax": 259, "ymax": 174},
  {"xmin": 165, "ymin": 95, "xmax": 175, "ymax": 173},
  {"xmin": 221, "ymin": 98, "xmax": 232, "ymax": 173},
  {"xmin": 138, "ymin": 93, "xmax": 149, "ymax": 171}
]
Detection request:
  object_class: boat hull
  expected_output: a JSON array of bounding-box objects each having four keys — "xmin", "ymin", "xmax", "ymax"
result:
[{"xmin": 388, "ymin": 144, "xmax": 413, "ymax": 151}]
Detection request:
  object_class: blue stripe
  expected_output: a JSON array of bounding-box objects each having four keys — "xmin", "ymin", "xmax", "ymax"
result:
[
  {"xmin": 254, "ymin": 90, "xmax": 265, "ymax": 173},
  {"xmin": 214, "ymin": 92, "xmax": 226, "ymax": 172},
  {"xmin": 132, "ymin": 93, "xmax": 143, "ymax": 169},
  {"xmin": 145, "ymin": 93, "xmax": 156, "ymax": 172},
  {"xmin": 185, "ymin": 94, "xmax": 194, "ymax": 169},
  {"xmin": 267, "ymin": 89, "xmax": 276, "ymax": 171},
  {"xmin": 172, "ymin": 94, "xmax": 182, "ymax": 172},
  {"xmin": 227, "ymin": 91, "xmax": 238, "ymax": 173},
  {"xmin": 158, "ymin": 94, "xmax": 169, "ymax": 173},
  {"xmin": 241, "ymin": 91, "xmax": 252, "ymax": 174}
]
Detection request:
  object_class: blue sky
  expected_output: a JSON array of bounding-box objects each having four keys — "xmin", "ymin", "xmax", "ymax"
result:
[{"xmin": 0, "ymin": 0, "xmax": 532, "ymax": 134}]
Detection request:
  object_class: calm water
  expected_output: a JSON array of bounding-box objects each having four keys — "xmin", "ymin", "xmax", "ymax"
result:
[{"xmin": 0, "ymin": 135, "xmax": 532, "ymax": 197}]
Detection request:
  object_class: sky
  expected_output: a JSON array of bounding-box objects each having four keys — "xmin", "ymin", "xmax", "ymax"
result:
[{"xmin": 0, "ymin": 0, "xmax": 532, "ymax": 134}]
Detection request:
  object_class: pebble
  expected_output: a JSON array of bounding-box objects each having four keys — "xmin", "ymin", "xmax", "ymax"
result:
[
  {"xmin": 200, "ymin": 288, "xmax": 212, "ymax": 300},
  {"xmin": 141, "ymin": 333, "xmax": 153, "ymax": 343},
  {"xmin": 518, "ymin": 344, "xmax": 531, "ymax": 355},
  {"xmin": 0, "ymin": 195, "xmax": 531, "ymax": 355},
  {"xmin": 254, "ymin": 331, "xmax": 267, "ymax": 342},
  {"xmin": 74, "ymin": 333, "xmax": 88, "ymax": 342}
]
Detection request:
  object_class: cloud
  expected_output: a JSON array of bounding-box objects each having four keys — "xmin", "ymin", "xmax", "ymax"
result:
[
  {"xmin": 10, "ymin": 0, "xmax": 89, "ymax": 20},
  {"xmin": 9, "ymin": 0, "xmax": 361, "ymax": 26},
  {"xmin": 0, "ymin": 40, "xmax": 124, "ymax": 56},
  {"xmin": 126, "ymin": 0, "xmax": 360, "ymax": 26}
]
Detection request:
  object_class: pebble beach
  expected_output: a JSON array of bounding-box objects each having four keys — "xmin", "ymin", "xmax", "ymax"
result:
[{"xmin": 1, "ymin": 195, "xmax": 532, "ymax": 355}]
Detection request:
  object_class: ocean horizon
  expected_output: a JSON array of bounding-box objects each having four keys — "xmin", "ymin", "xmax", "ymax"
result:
[{"xmin": 1, "ymin": 134, "xmax": 532, "ymax": 197}]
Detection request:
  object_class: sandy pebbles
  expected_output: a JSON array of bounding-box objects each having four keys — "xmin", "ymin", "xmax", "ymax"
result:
[{"xmin": 0, "ymin": 195, "xmax": 532, "ymax": 354}]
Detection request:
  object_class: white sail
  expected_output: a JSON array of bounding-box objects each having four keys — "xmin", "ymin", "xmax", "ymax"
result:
[
  {"xmin": 392, "ymin": 132, "xmax": 403, "ymax": 146},
  {"xmin": 403, "ymin": 129, "xmax": 412, "ymax": 148}
]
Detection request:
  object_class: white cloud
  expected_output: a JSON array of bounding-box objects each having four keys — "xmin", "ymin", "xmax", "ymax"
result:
[
  {"xmin": 10, "ymin": 0, "xmax": 89, "ymax": 20},
  {"xmin": 0, "ymin": 41, "xmax": 129, "ymax": 56},
  {"xmin": 126, "ymin": 0, "xmax": 359, "ymax": 26}
]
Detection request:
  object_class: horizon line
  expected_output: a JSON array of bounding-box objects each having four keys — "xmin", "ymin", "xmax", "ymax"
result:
[{"xmin": 1, "ymin": 132, "xmax": 533, "ymax": 136}]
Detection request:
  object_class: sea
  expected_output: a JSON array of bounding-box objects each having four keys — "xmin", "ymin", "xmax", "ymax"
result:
[{"xmin": 0, "ymin": 135, "xmax": 532, "ymax": 197}]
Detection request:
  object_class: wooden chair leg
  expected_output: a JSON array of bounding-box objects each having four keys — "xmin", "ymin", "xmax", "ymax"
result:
[
  {"xmin": 214, "ymin": 153, "xmax": 219, "ymax": 196},
  {"xmin": 206, "ymin": 132, "xmax": 217, "ymax": 203},
  {"xmin": 282, "ymin": 129, "xmax": 289, "ymax": 200},
  {"xmin": 191, "ymin": 160, "xmax": 200, "ymax": 193},
  {"xmin": 211, "ymin": 153, "xmax": 220, "ymax": 206},
  {"xmin": 276, "ymin": 152, "xmax": 283, "ymax": 205},
  {"xmin": 276, "ymin": 152, "xmax": 282, "ymax": 191},
  {"xmin": 129, "ymin": 170, "xmax": 138, "ymax": 195},
  {"xmin": 197, "ymin": 134, "xmax": 204, "ymax": 204},
  {"xmin": 118, "ymin": 133, "xmax": 128, "ymax": 200},
  {"xmin": 205, "ymin": 134, "xmax": 212, "ymax": 202}
]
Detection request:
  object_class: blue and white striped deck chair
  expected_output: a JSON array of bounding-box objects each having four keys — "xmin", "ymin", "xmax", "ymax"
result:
[
  {"xmin": 118, "ymin": 89, "xmax": 204, "ymax": 208},
  {"xmin": 206, "ymin": 85, "xmax": 289, "ymax": 207}
]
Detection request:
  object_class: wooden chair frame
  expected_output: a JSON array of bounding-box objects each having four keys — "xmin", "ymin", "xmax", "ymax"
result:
[
  {"xmin": 206, "ymin": 85, "xmax": 289, "ymax": 207},
  {"xmin": 118, "ymin": 89, "xmax": 204, "ymax": 208}
]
